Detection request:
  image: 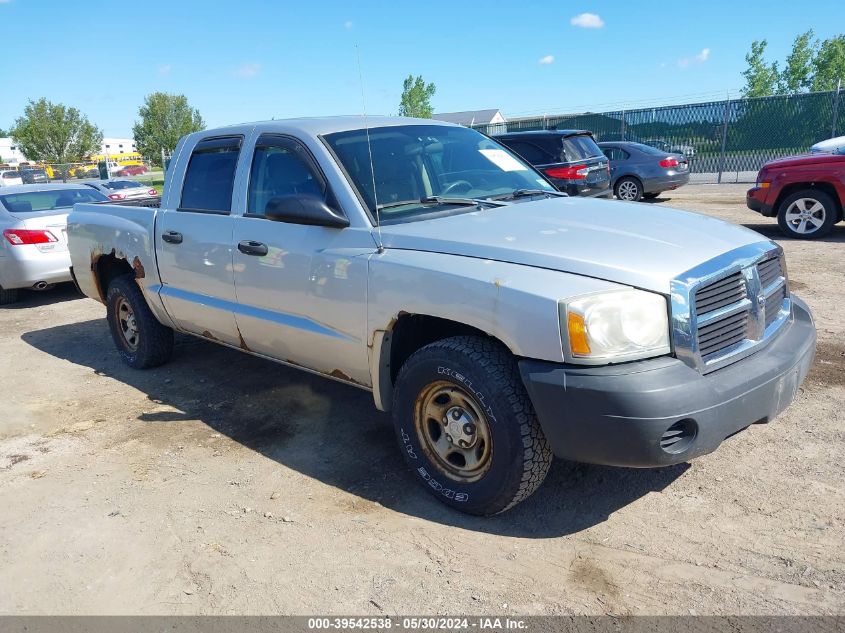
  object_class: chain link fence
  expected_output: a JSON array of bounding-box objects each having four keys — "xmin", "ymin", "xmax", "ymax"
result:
[{"xmin": 472, "ymin": 89, "xmax": 843, "ymax": 183}]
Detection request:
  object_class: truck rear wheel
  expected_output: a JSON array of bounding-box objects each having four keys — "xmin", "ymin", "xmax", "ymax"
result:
[
  {"xmin": 106, "ymin": 275, "xmax": 173, "ymax": 369},
  {"xmin": 392, "ymin": 336, "xmax": 552, "ymax": 515},
  {"xmin": 0, "ymin": 285, "xmax": 19, "ymax": 305},
  {"xmin": 777, "ymin": 189, "xmax": 837, "ymax": 239}
]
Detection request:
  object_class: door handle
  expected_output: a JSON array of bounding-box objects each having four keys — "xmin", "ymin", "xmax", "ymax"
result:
[
  {"xmin": 162, "ymin": 231, "xmax": 183, "ymax": 244},
  {"xmin": 238, "ymin": 240, "xmax": 268, "ymax": 256}
]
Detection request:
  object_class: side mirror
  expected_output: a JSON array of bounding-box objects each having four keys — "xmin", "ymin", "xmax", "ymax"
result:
[{"xmin": 264, "ymin": 195, "xmax": 349, "ymax": 228}]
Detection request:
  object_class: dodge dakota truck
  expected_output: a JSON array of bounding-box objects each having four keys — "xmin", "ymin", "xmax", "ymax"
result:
[{"xmin": 68, "ymin": 117, "xmax": 816, "ymax": 515}]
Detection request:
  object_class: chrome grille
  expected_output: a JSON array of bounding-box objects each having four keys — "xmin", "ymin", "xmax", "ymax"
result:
[
  {"xmin": 698, "ymin": 310, "xmax": 749, "ymax": 357},
  {"xmin": 671, "ymin": 244, "xmax": 792, "ymax": 374},
  {"xmin": 765, "ymin": 284, "xmax": 787, "ymax": 328},
  {"xmin": 757, "ymin": 256, "xmax": 782, "ymax": 289},
  {"xmin": 694, "ymin": 272, "xmax": 746, "ymax": 315}
]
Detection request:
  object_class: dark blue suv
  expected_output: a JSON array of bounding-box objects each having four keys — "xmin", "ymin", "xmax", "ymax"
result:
[{"xmin": 494, "ymin": 130, "xmax": 611, "ymax": 198}]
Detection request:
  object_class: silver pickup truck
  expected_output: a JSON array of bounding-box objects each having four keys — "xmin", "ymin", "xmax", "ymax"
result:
[{"xmin": 68, "ymin": 117, "xmax": 816, "ymax": 515}]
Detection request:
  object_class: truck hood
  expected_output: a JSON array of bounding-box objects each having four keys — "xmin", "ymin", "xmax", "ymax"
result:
[{"xmin": 376, "ymin": 197, "xmax": 769, "ymax": 293}]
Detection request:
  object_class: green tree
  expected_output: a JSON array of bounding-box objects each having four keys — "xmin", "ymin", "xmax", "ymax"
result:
[
  {"xmin": 779, "ymin": 30, "xmax": 818, "ymax": 94},
  {"xmin": 0, "ymin": 128, "xmax": 7, "ymax": 137},
  {"xmin": 10, "ymin": 98, "xmax": 102, "ymax": 166},
  {"xmin": 132, "ymin": 92, "xmax": 205, "ymax": 164},
  {"xmin": 398, "ymin": 75, "xmax": 436, "ymax": 118},
  {"xmin": 812, "ymin": 35, "xmax": 845, "ymax": 91},
  {"xmin": 741, "ymin": 41, "xmax": 780, "ymax": 97}
]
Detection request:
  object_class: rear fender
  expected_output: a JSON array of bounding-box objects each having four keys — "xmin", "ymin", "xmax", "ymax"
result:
[{"xmin": 68, "ymin": 204, "xmax": 176, "ymax": 329}]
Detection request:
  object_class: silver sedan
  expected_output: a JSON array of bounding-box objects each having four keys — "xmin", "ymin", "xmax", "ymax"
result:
[{"xmin": 0, "ymin": 184, "xmax": 108, "ymax": 304}]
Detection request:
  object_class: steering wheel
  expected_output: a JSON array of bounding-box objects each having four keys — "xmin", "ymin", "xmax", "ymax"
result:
[{"xmin": 440, "ymin": 180, "xmax": 474, "ymax": 196}]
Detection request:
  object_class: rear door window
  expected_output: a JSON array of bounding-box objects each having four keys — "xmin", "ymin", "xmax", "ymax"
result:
[
  {"xmin": 179, "ymin": 136, "xmax": 242, "ymax": 213},
  {"xmin": 603, "ymin": 147, "xmax": 630, "ymax": 161},
  {"xmin": 499, "ymin": 140, "xmax": 550, "ymax": 165},
  {"xmin": 561, "ymin": 135, "xmax": 603, "ymax": 161}
]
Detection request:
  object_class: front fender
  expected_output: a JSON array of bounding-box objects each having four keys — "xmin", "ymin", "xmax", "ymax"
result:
[{"xmin": 366, "ymin": 249, "xmax": 624, "ymax": 409}]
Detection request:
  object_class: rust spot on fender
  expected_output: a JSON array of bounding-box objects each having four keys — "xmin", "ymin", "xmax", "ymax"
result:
[{"xmin": 131, "ymin": 256, "xmax": 146, "ymax": 279}]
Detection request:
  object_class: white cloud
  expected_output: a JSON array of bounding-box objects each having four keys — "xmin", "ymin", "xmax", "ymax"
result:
[
  {"xmin": 678, "ymin": 48, "xmax": 711, "ymax": 68},
  {"xmin": 344, "ymin": 20, "xmax": 353, "ymax": 29},
  {"xmin": 570, "ymin": 13, "xmax": 604, "ymax": 29},
  {"xmin": 538, "ymin": 55, "xmax": 555, "ymax": 65},
  {"xmin": 235, "ymin": 63, "xmax": 261, "ymax": 78},
  {"xmin": 158, "ymin": 64, "xmax": 172, "ymax": 75}
]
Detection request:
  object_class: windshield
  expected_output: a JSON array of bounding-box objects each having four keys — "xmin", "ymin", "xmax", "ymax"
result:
[
  {"xmin": 323, "ymin": 124, "xmax": 554, "ymax": 223},
  {"xmin": 0, "ymin": 188, "xmax": 108, "ymax": 213}
]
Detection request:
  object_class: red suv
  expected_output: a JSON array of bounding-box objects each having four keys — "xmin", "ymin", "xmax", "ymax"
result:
[{"xmin": 747, "ymin": 153, "xmax": 845, "ymax": 239}]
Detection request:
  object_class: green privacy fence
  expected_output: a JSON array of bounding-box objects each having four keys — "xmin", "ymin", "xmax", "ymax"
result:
[{"xmin": 472, "ymin": 89, "xmax": 843, "ymax": 183}]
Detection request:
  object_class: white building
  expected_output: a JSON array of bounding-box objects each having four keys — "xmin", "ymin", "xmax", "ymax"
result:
[
  {"xmin": 0, "ymin": 137, "xmax": 29, "ymax": 166},
  {"xmin": 101, "ymin": 137, "xmax": 137, "ymax": 156},
  {"xmin": 0, "ymin": 136, "xmax": 139, "ymax": 166},
  {"xmin": 432, "ymin": 109, "xmax": 507, "ymax": 135}
]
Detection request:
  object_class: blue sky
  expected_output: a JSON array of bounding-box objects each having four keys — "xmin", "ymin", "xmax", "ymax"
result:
[{"xmin": 2, "ymin": 0, "xmax": 844, "ymax": 137}]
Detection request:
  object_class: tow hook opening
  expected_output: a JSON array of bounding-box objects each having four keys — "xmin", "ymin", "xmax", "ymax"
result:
[{"xmin": 660, "ymin": 418, "xmax": 698, "ymax": 454}]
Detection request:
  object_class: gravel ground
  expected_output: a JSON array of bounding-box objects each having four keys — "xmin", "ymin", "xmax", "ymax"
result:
[{"xmin": 0, "ymin": 183, "xmax": 843, "ymax": 616}]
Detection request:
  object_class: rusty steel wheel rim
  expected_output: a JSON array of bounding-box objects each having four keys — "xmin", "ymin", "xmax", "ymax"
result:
[
  {"xmin": 116, "ymin": 296, "xmax": 139, "ymax": 352},
  {"xmin": 414, "ymin": 380, "xmax": 493, "ymax": 483}
]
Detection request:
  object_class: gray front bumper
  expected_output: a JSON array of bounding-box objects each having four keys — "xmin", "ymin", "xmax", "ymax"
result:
[{"xmin": 519, "ymin": 297, "xmax": 816, "ymax": 467}]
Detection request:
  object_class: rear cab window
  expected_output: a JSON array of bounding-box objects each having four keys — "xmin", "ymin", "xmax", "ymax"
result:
[{"xmin": 179, "ymin": 136, "xmax": 243, "ymax": 214}]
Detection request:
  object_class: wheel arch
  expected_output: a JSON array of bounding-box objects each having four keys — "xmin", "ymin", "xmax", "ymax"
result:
[
  {"xmin": 369, "ymin": 313, "xmax": 512, "ymax": 412},
  {"xmin": 774, "ymin": 182, "xmax": 843, "ymax": 221},
  {"xmin": 91, "ymin": 252, "xmax": 135, "ymax": 303}
]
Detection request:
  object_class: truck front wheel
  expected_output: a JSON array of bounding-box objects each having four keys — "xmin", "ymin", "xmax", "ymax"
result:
[
  {"xmin": 392, "ymin": 336, "xmax": 552, "ymax": 515},
  {"xmin": 106, "ymin": 275, "xmax": 173, "ymax": 369}
]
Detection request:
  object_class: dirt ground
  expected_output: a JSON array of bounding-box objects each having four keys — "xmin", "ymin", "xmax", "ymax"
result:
[{"xmin": 1, "ymin": 183, "xmax": 843, "ymax": 616}]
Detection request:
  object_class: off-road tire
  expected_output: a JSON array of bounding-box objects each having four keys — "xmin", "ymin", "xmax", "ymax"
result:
[
  {"xmin": 615, "ymin": 177, "xmax": 643, "ymax": 202},
  {"xmin": 392, "ymin": 335, "xmax": 552, "ymax": 515},
  {"xmin": 777, "ymin": 189, "xmax": 838, "ymax": 240},
  {"xmin": 106, "ymin": 274, "xmax": 173, "ymax": 369},
  {"xmin": 0, "ymin": 285, "xmax": 19, "ymax": 305}
]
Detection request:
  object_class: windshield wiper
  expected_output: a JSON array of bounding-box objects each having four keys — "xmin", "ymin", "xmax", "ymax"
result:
[
  {"xmin": 376, "ymin": 196, "xmax": 507, "ymax": 211},
  {"xmin": 490, "ymin": 189, "xmax": 569, "ymax": 201}
]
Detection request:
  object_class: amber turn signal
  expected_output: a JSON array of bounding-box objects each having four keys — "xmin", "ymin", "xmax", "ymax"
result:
[{"xmin": 567, "ymin": 311, "xmax": 591, "ymax": 356}]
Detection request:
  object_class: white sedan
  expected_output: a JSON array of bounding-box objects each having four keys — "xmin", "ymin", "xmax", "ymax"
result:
[{"xmin": 0, "ymin": 170, "xmax": 23, "ymax": 187}]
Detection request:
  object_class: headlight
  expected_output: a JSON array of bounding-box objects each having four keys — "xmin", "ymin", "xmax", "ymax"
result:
[{"xmin": 561, "ymin": 289, "xmax": 670, "ymax": 363}]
